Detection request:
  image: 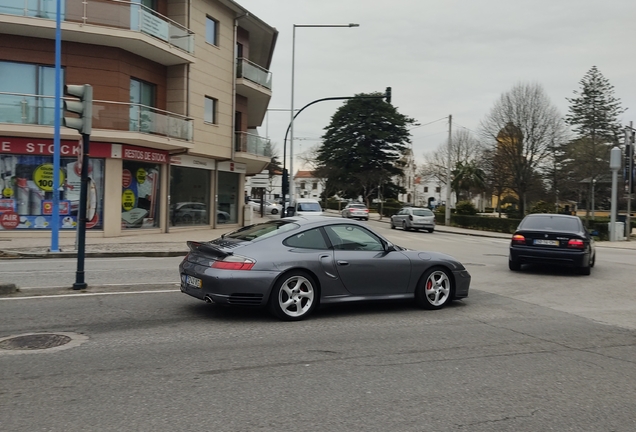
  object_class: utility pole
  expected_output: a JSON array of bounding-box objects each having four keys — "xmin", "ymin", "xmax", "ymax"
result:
[
  {"xmin": 609, "ymin": 147, "xmax": 621, "ymax": 241},
  {"xmin": 626, "ymin": 121, "xmax": 634, "ymax": 240},
  {"xmin": 445, "ymin": 115, "xmax": 452, "ymax": 226}
]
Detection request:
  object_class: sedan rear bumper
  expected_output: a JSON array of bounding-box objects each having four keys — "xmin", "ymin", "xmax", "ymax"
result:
[{"xmin": 509, "ymin": 246, "xmax": 590, "ymax": 267}]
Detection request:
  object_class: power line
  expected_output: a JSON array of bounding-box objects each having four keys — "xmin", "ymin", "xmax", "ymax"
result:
[{"xmin": 409, "ymin": 116, "xmax": 448, "ymax": 130}]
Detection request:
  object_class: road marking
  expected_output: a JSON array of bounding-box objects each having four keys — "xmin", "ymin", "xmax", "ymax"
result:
[
  {"xmin": 17, "ymin": 281, "xmax": 179, "ymax": 289},
  {"xmin": 0, "ymin": 289, "xmax": 180, "ymax": 301}
]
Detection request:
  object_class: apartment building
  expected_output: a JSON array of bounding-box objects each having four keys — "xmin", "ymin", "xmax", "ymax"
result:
[{"xmin": 0, "ymin": 0, "xmax": 276, "ymax": 237}]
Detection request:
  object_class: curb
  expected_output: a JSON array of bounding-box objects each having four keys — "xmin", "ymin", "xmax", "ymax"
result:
[{"xmin": 0, "ymin": 250, "xmax": 188, "ymax": 260}]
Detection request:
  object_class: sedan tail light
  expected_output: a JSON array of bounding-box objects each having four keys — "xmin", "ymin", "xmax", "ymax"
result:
[
  {"xmin": 211, "ymin": 255, "xmax": 255, "ymax": 270},
  {"xmin": 567, "ymin": 239, "xmax": 585, "ymax": 249},
  {"xmin": 511, "ymin": 234, "xmax": 525, "ymax": 245}
]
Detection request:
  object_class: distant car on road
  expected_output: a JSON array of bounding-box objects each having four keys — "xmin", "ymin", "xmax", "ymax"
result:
[
  {"xmin": 509, "ymin": 213, "xmax": 596, "ymax": 275},
  {"xmin": 248, "ymin": 199, "xmax": 282, "ymax": 215},
  {"xmin": 341, "ymin": 203, "xmax": 369, "ymax": 221},
  {"xmin": 391, "ymin": 207, "xmax": 436, "ymax": 232},
  {"xmin": 289, "ymin": 198, "xmax": 323, "ymax": 217},
  {"xmin": 179, "ymin": 216, "xmax": 471, "ymax": 320}
]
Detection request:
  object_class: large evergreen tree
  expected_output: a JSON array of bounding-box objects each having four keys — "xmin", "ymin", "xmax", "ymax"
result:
[
  {"xmin": 316, "ymin": 92, "xmax": 415, "ymax": 205},
  {"xmin": 566, "ymin": 66, "xmax": 625, "ymax": 144},
  {"xmin": 565, "ymin": 66, "xmax": 625, "ymax": 223}
]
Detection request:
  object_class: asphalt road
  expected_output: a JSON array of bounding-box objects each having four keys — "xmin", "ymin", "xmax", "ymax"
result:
[{"xmin": 1, "ymin": 224, "xmax": 636, "ymax": 431}]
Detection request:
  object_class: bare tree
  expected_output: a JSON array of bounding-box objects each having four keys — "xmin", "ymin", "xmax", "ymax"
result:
[
  {"xmin": 481, "ymin": 83, "xmax": 568, "ymax": 217},
  {"xmin": 419, "ymin": 128, "xmax": 483, "ymax": 186}
]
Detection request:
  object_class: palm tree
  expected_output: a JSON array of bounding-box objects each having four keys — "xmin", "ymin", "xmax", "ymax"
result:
[{"xmin": 451, "ymin": 161, "xmax": 485, "ymax": 201}]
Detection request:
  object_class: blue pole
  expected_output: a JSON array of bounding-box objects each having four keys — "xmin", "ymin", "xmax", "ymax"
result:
[{"xmin": 51, "ymin": 0, "xmax": 62, "ymax": 252}]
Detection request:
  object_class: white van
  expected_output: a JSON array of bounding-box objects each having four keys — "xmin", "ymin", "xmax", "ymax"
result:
[{"xmin": 291, "ymin": 198, "xmax": 323, "ymax": 216}]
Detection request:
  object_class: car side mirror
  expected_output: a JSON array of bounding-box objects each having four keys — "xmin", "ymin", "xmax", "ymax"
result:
[{"xmin": 384, "ymin": 241, "xmax": 397, "ymax": 252}]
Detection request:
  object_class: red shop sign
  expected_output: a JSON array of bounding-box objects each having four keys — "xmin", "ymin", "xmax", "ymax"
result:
[
  {"xmin": 121, "ymin": 145, "xmax": 168, "ymax": 163},
  {"xmin": 122, "ymin": 169, "xmax": 132, "ymax": 188},
  {"xmin": 0, "ymin": 211, "xmax": 19, "ymax": 229},
  {"xmin": 0, "ymin": 137, "xmax": 111, "ymax": 158}
]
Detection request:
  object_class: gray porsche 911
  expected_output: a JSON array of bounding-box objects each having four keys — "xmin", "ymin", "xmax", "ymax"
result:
[{"xmin": 179, "ymin": 216, "xmax": 471, "ymax": 321}]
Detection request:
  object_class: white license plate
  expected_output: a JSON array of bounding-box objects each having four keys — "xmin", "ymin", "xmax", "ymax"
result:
[
  {"xmin": 181, "ymin": 274, "xmax": 202, "ymax": 288},
  {"xmin": 534, "ymin": 239, "xmax": 559, "ymax": 246}
]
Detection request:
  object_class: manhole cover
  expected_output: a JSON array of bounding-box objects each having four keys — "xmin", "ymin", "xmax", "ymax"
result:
[
  {"xmin": 0, "ymin": 334, "xmax": 71, "ymax": 350},
  {"xmin": 0, "ymin": 332, "xmax": 88, "ymax": 355}
]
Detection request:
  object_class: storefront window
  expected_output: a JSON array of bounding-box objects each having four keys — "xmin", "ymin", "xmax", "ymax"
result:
[
  {"xmin": 170, "ymin": 166, "xmax": 210, "ymax": 226},
  {"xmin": 217, "ymin": 171, "xmax": 239, "ymax": 224},
  {"xmin": 121, "ymin": 161, "xmax": 161, "ymax": 229},
  {"xmin": 0, "ymin": 155, "xmax": 104, "ymax": 230}
]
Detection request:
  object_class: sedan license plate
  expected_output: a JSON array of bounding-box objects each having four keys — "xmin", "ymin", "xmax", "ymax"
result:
[
  {"xmin": 534, "ymin": 239, "xmax": 559, "ymax": 246},
  {"xmin": 181, "ymin": 274, "xmax": 202, "ymax": 288}
]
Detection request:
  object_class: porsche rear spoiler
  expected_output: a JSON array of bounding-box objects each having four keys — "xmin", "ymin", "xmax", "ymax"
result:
[{"xmin": 186, "ymin": 241, "xmax": 232, "ymax": 259}]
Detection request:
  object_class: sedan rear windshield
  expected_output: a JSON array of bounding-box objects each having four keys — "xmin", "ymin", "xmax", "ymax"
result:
[
  {"xmin": 412, "ymin": 209, "xmax": 434, "ymax": 217},
  {"xmin": 298, "ymin": 203, "xmax": 322, "ymax": 212},
  {"xmin": 223, "ymin": 221, "xmax": 299, "ymax": 242},
  {"xmin": 520, "ymin": 216, "xmax": 580, "ymax": 232}
]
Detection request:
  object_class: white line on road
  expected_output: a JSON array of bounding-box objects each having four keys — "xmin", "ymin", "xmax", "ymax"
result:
[{"xmin": 18, "ymin": 282, "xmax": 179, "ymax": 289}]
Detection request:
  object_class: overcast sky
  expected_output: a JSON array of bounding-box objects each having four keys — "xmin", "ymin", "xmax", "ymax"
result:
[{"xmin": 237, "ymin": 0, "xmax": 636, "ymax": 171}]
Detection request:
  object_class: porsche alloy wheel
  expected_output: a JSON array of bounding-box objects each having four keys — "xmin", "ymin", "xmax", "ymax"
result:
[
  {"xmin": 269, "ymin": 271, "xmax": 317, "ymax": 321},
  {"xmin": 416, "ymin": 267, "xmax": 453, "ymax": 310}
]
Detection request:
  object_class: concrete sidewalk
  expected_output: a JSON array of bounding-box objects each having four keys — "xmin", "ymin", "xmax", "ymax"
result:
[{"xmin": 1, "ymin": 212, "xmax": 635, "ymax": 259}]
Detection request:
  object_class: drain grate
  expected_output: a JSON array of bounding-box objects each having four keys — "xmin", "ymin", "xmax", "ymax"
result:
[{"xmin": 0, "ymin": 333, "xmax": 72, "ymax": 350}]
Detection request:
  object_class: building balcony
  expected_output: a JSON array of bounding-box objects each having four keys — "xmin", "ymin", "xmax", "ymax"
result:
[
  {"xmin": 234, "ymin": 131, "xmax": 271, "ymax": 175},
  {"xmin": 0, "ymin": 0, "xmax": 195, "ymax": 66},
  {"xmin": 0, "ymin": 91, "xmax": 193, "ymax": 151},
  {"xmin": 235, "ymin": 58, "xmax": 272, "ymax": 127}
]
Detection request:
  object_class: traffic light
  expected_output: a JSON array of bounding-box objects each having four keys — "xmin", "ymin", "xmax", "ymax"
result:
[
  {"xmin": 63, "ymin": 84, "xmax": 93, "ymax": 135},
  {"xmin": 385, "ymin": 87, "xmax": 392, "ymax": 104}
]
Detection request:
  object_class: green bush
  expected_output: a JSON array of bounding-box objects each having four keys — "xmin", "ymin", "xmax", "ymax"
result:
[
  {"xmin": 455, "ymin": 200, "xmax": 478, "ymax": 215},
  {"xmin": 529, "ymin": 201, "xmax": 556, "ymax": 214},
  {"xmin": 450, "ymin": 214, "xmax": 522, "ymax": 233}
]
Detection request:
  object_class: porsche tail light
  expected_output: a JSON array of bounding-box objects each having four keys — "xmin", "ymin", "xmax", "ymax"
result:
[
  {"xmin": 211, "ymin": 255, "xmax": 255, "ymax": 270},
  {"xmin": 511, "ymin": 234, "xmax": 525, "ymax": 245},
  {"xmin": 567, "ymin": 239, "xmax": 585, "ymax": 249}
]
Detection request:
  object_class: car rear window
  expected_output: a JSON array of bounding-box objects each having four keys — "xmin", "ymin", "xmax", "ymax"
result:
[
  {"xmin": 412, "ymin": 209, "xmax": 434, "ymax": 217},
  {"xmin": 349, "ymin": 204, "xmax": 366, "ymax": 208},
  {"xmin": 223, "ymin": 221, "xmax": 299, "ymax": 242},
  {"xmin": 520, "ymin": 215, "xmax": 580, "ymax": 232},
  {"xmin": 298, "ymin": 202, "xmax": 322, "ymax": 212}
]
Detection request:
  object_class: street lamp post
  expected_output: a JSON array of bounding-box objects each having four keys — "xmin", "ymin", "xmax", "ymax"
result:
[{"xmin": 289, "ymin": 23, "xmax": 359, "ymax": 209}]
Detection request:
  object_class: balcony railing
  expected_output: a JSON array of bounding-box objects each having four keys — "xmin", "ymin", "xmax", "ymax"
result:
[
  {"xmin": 0, "ymin": 0, "xmax": 194, "ymax": 54},
  {"xmin": 0, "ymin": 92, "xmax": 193, "ymax": 141},
  {"xmin": 236, "ymin": 58, "xmax": 272, "ymax": 90},
  {"xmin": 235, "ymin": 132, "xmax": 271, "ymax": 158}
]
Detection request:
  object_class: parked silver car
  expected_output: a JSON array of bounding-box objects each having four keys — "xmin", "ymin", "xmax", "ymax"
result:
[
  {"xmin": 179, "ymin": 216, "xmax": 470, "ymax": 321},
  {"xmin": 391, "ymin": 207, "xmax": 436, "ymax": 232},
  {"xmin": 248, "ymin": 199, "xmax": 282, "ymax": 215}
]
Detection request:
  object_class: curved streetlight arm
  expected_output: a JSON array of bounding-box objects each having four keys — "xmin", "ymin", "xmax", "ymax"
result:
[{"xmin": 281, "ymin": 94, "xmax": 387, "ymax": 217}]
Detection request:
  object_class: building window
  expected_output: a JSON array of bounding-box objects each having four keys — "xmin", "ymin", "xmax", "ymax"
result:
[
  {"xmin": 204, "ymin": 97, "xmax": 216, "ymax": 124},
  {"xmin": 312, "ymin": 182, "xmax": 317, "ymax": 190},
  {"xmin": 300, "ymin": 182, "xmax": 306, "ymax": 190},
  {"xmin": 424, "ymin": 187, "xmax": 428, "ymax": 193},
  {"xmin": 170, "ymin": 166, "xmax": 211, "ymax": 226},
  {"xmin": 206, "ymin": 16, "xmax": 218, "ymax": 45},
  {"xmin": 130, "ymin": 78, "xmax": 156, "ymax": 133},
  {"xmin": 435, "ymin": 187, "xmax": 441, "ymax": 193},
  {"xmin": 122, "ymin": 161, "xmax": 161, "ymax": 229},
  {"xmin": 0, "ymin": 61, "xmax": 63, "ymax": 126}
]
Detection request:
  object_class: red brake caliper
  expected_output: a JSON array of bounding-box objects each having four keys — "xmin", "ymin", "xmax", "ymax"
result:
[{"xmin": 426, "ymin": 280, "xmax": 433, "ymax": 290}]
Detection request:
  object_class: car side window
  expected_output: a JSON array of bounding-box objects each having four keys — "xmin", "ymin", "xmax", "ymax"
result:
[
  {"xmin": 324, "ymin": 225, "xmax": 384, "ymax": 251},
  {"xmin": 284, "ymin": 228, "xmax": 328, "ymax": 250}
]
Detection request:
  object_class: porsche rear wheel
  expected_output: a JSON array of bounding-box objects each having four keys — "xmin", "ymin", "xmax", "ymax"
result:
[{"xmin": 415, "ymin": 267, "xmax": 454, "ymax": 310}]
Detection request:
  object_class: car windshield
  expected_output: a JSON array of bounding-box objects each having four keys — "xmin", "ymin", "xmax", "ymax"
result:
[
  {"xmin": 520, "ymin": 215, "xmax": 580, "ymax": 232},
  {"xmin": 412, "ymin": 209, "xmax": 433, "ymax": 217},
  {"xmin": 223, "ymin": 221, "xmax": 299, "ymax": 242},
  {"xmin": 298, "ymin": 202, "xmax": 322, "ymax": 212}
]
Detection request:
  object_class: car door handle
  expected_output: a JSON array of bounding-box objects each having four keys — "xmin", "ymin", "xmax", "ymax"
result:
[{"xmin": 337, "ymin": 260, "xmax": 349, "ymax": 266}]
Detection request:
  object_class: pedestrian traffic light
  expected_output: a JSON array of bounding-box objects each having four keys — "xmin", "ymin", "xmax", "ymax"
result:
[
  {"xmin": 63, "ymin": 84, "xmax": 93, "ymax": 135},
  {"xmin": 385, "ymin": 87, "xmax": 392, "ymax": 104}
]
